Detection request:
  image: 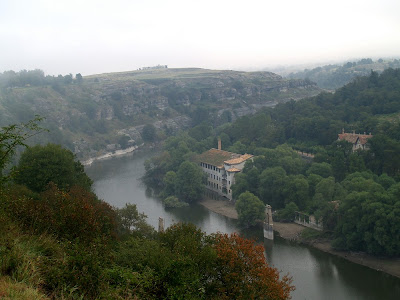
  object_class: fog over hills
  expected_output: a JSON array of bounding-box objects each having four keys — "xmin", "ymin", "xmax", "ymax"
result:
[
  {"xmin": 0, "ymin": 68, "xmax": 319, "ymax": 160},
  {"xmin": 1, "ymin": 1, "xmax": 399, "ymax": 75}
]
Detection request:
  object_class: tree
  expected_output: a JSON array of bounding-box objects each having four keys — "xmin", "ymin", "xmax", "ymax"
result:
[
  {"xmin": 75, "ymin": 73, "xmax": 83, "ymax": 82},
  {"xmin": 213, "ymin": 233, "xmax": 294, "ymax": 299},
  {"xmin": 246, "ymin": 167, "xmax": 260, "ymax": 195},
  {"xmin": 163, "ymin": 195, "xmax": 188, "ymax": 208},
  {"xmin": 0, "ymin": 116, "xmax": 46, "ymax": 182},
  {"xmin": 175, "ymin": 161, "xmax": 204, "ymax": 203},
  {"xmin": 14, "ymin": 144, "xmax": 92, "ymax": 192},
  {"xmin": 314, "ymin": 177, "xmax": 335, "ymax": 202},
  {"xmin": 228, "ymin": 141, "xmax": 247, "ymax": 154},
  {"xmin": 115, "ymin": 203, "xmax": 155, "ymax": 238},
  {"xmin": 276, "ymin": 202, "xmax": 299, "ymax": 222},
  {"xmin": 152, "ymin": 223, "xmax": 217, "ymax": 299},
  {"xmin": 63, "ymin": 73, "xmax": 73, "ymax": 84},
  {"xmin": 231, "ymin": 173, "xmax": 249, "ymax": 200},
  {"xmin": 283, "ymin": 175, "xmax": 310, "ymax": 210},
  {"xmin": 163, "ymin": 170, "xmax": 177, "ymax": 197},
  {"xmin": 306, "ymin": 162, "xmax": 333, "ymax": 178},
  {"xmin": 235, "ymin": 191, "xmax": 265, "ymax": 227},
  {"xmin": 4, "ymin": 183, "xmax": 116, "ymax": 243},
  {"xmin": 142, "ymin": 124, "xmax": 157, "ymax": 142},
  {"xmin": 191, "ymin": 106, "xmax": 210, "ymax": 126},
  {"xmin": 259, "ymin": 167, "xmax": 288, "ymax": 208}
]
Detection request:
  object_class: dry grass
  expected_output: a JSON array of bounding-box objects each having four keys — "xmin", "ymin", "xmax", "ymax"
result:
[{"xmin": 0, "ymin": 277, "xmax": 48, "ymax": 300}]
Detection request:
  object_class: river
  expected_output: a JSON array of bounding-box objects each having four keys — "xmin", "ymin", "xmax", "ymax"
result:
[{"xmin": 86, "ymin": 151, "xmax": 400, "ymax": 300}]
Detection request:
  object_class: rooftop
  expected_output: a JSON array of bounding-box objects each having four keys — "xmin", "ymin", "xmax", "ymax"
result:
[
  {"xmin": 338, "ymin": 131, "xmax": 373, "ymax": 145},
  {"xmin": 224, "ymin": 153, "xmax": 253, "ymax": 165},
  {"xmin": 196, "ymin": 149, "xmax": 253, "ymax": 168},
  {"xmin": 226, "ymin": 167, "xmax": 241, "ymax": 172},
  {"xmin": 196, "ymin": 148, "xmax": 240, "ymax": 168}
]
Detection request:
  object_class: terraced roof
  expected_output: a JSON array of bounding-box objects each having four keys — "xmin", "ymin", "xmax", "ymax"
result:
[
  {"xmin": 226, "ymin": 167, "xmax": 241, "ymax": 172},
  {"xmin": 338, "ymin": 132, "xmax": 373, "ymax": 145},
  {"xmin": 224, "ymin": 153, "xmax": 253, "ymax": 165},
  {"xmin": 196, "ymin": 148, "xmax": 239, "ymax": 167},
  {"xmin": 197, "ymin": 149, "xmax": 253, "ymax": 168}
]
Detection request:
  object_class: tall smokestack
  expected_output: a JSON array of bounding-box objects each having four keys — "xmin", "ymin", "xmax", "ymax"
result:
[{"xmin": 218, "ymin": 138, "xmax": 222, "ymax": 150}]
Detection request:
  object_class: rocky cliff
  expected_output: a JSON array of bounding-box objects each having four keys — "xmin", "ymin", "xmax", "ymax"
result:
[{"xmin": 0, "ymin": 68, "xmax": 320, "ymax": 160}]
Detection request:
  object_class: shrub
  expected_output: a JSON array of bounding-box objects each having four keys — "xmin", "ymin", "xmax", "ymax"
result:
[
  {"xmin": 2, "ymin": 183, "xmax": 117, "ymax": 243},
  {"xmin": 163, "ymin": 196, "xmax": 189, "ymax": 208}
]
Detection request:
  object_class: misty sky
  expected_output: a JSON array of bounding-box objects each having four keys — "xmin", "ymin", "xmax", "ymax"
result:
[{"xmin": 1, "ymin": 0, "xmax": 399, "ymax": 76}]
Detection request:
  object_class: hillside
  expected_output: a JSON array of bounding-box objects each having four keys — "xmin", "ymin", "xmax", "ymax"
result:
[
  {"xmin": 285, "ymin": 58, "xmax": 400, "ymax": 90},
  {"xmin": 0, "ymin": 68, "xmax": 320, "ymax": 160}
]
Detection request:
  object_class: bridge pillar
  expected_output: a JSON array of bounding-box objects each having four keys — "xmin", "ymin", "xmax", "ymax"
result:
[
  {"xmin": 158, "ymin": 217, "xmax": 165, "ymax": 233},
  {"xmin": 264, "ymin": 204, "xmax": 274, "ymax": 240}
]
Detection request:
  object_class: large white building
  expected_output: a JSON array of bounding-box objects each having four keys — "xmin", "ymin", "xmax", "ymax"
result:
[{"xmin": 197, "ymin": 140, "xmax": 253, "ymax": 201}]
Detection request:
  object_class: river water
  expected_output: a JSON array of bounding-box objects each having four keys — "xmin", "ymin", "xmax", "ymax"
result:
[{"xmin": 86, "ymin": 151, "xmax": 400, "ymax": 300}]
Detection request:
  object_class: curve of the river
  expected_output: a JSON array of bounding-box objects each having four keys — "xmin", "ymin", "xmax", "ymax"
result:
[{"xmin": 86, "ymin": 151, "xmax": 400, "ymax": 300}]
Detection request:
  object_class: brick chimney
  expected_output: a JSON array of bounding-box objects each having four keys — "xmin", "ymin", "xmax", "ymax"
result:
[{"xmin": 218, "ymin": 138, "xmax": 222, "ymax": 150}]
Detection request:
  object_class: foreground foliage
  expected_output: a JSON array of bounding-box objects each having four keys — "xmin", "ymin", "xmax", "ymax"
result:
[
  {"xmin": 14, "ymin": 143, "xmax": 93, "ymax": 192},
  {"xmin": 0, "ymin": 116, "xmax": 46, "ymax": 183},
  {"xmin": 214, "ymin": 233, "xmax": 294, "ymax": 299},
  {"xmin": 0, "ymin": 122, "xmax": 294, "ymax": 299},
  {"xmin": 0, "ymin": 193, "xmax": 294, "ymax": 299}
]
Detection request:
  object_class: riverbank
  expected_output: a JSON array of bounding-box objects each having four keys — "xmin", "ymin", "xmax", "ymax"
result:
[
  {"xmin": 198, "ymin": 197, "xmax": 400, "ymax": 279},
  {"xmin": 308, "ymin": 239, "xmax": 400, "ymax": 279},
  {"xmin": 82, "ymin": 145, "xmax": 140, "ymax": 166}
]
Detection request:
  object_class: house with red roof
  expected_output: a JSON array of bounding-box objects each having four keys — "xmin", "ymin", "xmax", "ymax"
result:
[{"xmin": 337, "ymin": 129, "xmax": 373, "ymax": 151}]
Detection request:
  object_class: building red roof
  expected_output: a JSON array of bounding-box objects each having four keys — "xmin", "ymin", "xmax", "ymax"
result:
[
  {"xmin": 196, "ymin": 149, "xmax": 253, "ymax": 168},
  {"xmin": 196, "ymin": 148, "xmax": 239, "ymax": 168},
  {"xmin": 338, "ymin": 132, "xmax": 373, "ymax": 145}
]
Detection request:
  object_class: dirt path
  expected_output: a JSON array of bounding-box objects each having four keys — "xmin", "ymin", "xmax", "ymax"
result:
[
  {"xmin": 273, "ymin": 222, "xmax": 304, "ymax": 240},
  {"xmin": 199, "ymin": 197, "xmax": 238, "ymax": 219},
  {"xmin": 199, "ymin": 197, "xmax": 400, "ymax": 279}
]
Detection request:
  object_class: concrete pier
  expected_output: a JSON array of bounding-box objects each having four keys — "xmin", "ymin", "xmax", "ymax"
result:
[{"xmin": 264, "ymin": 204, "xmax": 274, "ymax": 240}]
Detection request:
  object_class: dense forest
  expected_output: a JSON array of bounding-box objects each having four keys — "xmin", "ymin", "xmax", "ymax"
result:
[
  {"xmin": 0, "ymin": 120, "xmax": 293, "ymax": 299},
  {"xmin": 286, "ymin": 58, "xmax": 400, "ymax": 90},
  {"xmin": 145, "ymin": 69, "xmax": 400, "ymax": 256}
]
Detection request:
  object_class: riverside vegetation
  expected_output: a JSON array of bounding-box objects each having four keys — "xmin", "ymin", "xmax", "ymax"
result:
[
  {"xmin": 144, "ymin": 69, "xmax": 400, "ymax": 257},
  {"xmin": 0, "ymin": 119, "xmax": 294, "ymax": 299}
]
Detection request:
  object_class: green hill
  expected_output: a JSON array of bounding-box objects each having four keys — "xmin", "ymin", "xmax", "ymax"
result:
[
  {"xmin": 286, "ymin": 58, "xmax": 400, "ymax": 90},
  {"xmin": 0, "ymin": 68, "xmax": 320, "ymax": 160}
]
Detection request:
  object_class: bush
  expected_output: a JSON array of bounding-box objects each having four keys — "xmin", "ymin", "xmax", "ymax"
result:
[
  {"xmin": 14, "ymin": 144, "xmax": 93, "ymax": 192},
  {"xmin": 163, "ymin": 196, "xmax": 189, "ymax": 208},
  {"xmin": 2, "ymin": 183, "xmax": 117, "ymax": 243},
  {"xmin": 275, "ymin": 202, "xmax": 299, "ymax": 222},
  {"xmin": 235, "ymin": 191, "xmax": 265, "ymax": 227}
]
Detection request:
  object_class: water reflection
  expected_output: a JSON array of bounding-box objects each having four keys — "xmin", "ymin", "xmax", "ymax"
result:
[{"xmin": 86, "ymin": 151, "xmax": 400, "ymax": 300}]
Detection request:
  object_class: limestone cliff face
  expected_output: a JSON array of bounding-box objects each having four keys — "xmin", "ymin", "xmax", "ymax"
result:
[{"xmin": 0, "ymin": 68, "xmax": 320, "ymax": 160}]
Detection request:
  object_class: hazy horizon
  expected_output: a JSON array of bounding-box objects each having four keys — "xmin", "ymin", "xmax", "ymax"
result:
[{"xmin": 1, "ymin": 0, "xmax": 399, "ymax": 76}]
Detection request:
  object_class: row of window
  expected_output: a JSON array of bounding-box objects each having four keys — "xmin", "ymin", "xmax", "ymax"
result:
[
  {"xmin": 207, "ymin": 181, "xmax": 231, "ymax": 194},
  {"xmin": 201, "ymin": 162, "xmax": 221, "ymax": 173},
  {"xmin": 207, "ymin": 173, "xmax": 230, "ymax": 184}
]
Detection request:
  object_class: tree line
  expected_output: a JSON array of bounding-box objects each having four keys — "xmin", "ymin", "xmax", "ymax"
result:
[
  {"xmin": 287, "ymin": 58, "xmax": 400, "ymax": 90},
  {"xmin": 0, "ymin": 69, "xmax": 83, "ymax": 89}
]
